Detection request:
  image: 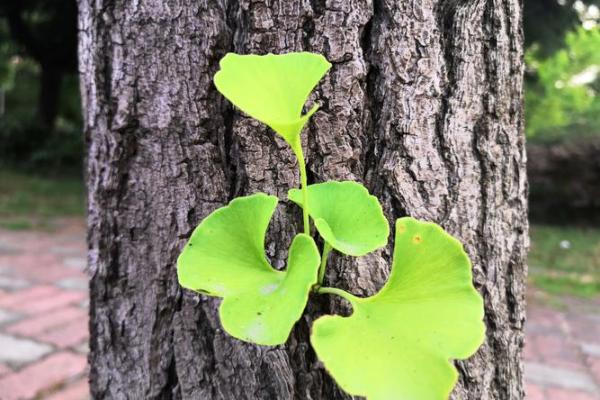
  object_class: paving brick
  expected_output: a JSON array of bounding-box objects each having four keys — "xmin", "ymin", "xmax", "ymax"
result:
[
  {"xmin": 587, "ymin": 356, "xmax": 600, "ymax": 385},
  {"xmin": 527, "ymin": 307, "xmax": 567, "ymax": 336},
  {"xmin": 45, "ymin": 378, "xmax": 90, "ymax": 400},
  {"xmin": 0, "ymin": 363, "xmax": 11, "ymax": 378},
  {"xmin": 581, "ymin": 342, "xmax": 600, "ymax": 357},
  {"xmin": 37, "ymin": 319, "xmax": 88, "ymax": 348},
  {"xmin": 1, "ymin": 254, "xmax": 81, "ymax": 284},
  {"xmin": 63, "ymin": 257, "xmax": 86, "ymax": 271},
  {"xmin": 0, "ymin": 275, "xmax": 30, "ymax": 291},
  {"xmin": 0, "ymin": 308, "xmax": 20, "ymax": 326},
  {"xmin": 529, "ymin": 334, "xmax": 586, "ymax": 371},
  {"xmin": 0, "ymin": 286, "xmax": 59, "ymax": 308},
  {"xmin": 0, "ymin": 242, "xmax": 21, "ymax": 255},
  {"xmin": 49, "ymin": 246, "xmax": 85, "ymax": 257},
  {"xmin": 56, "ymin": 277, "xmax": 88, "ymax": 291},
  {"xmin": 0, "ymin": 265, "xmax": 11, "ymax": 273},
  {"xmin": 10, "ymin": 290, "xmax": 87, "ymax": 315},
  {"xmin": 0, "ymin": 352, "xmax": 87, "ymax": 400},
  {"xmin": 74, "ymin": 341, "xmax": 89, "ymax": 355},
  {"xmin": 544, "ymin": 387, "xmax": 599, "ymax": 400},
  {"xmin": 523, "ymin": 338, "xmax": 538, "ymax": 361},
  {"xmin": 5, "ymin": 306, "xmax": 86, "ymax": 337},
  {"xmin": 526, "ymin": 383, "xmax": 545, "ymax": 400},
  {"xmin": 567, "ymin": 315, "xmax": 600, "ymax": 345},
  {"xmin": 0, "ymin": 333, "xmax": 52, "ymax": 366},
  {"xmin": 525, "ymin": 361, "xmax": 599, "ymax": 393}
]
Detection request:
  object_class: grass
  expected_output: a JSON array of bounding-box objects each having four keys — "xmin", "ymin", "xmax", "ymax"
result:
[
  {"xmin": 529, "ymin": 224, "xmax": 600, "ymax": 298},
  {"xmin": 0, "ymin": 169, "xmax": 84, "ymax": 229}
]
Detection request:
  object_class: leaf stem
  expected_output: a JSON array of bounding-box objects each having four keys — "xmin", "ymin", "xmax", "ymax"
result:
[
  {"xmin": 293, "ymin": 141, "xmax": 310, "ymax": 235},
  {"xmin": 317, "ymin": 287, "xmax": 360, "ymax": 305},
  {"xmin": 318, "ymin": 242, "xmax": 332, "ymax": 285}
]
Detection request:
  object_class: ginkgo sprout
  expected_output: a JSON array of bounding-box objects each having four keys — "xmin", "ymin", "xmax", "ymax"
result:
[{"xmin": 177, "ymin": 52, "xmax": 485, "ymax": 399}]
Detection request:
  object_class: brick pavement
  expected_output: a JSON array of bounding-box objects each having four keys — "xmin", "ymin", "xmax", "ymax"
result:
[
  {"xmin": 0, "ymin": 219, "xmax": 599, "ymax": 399},
  {"xmin": 525, "ymin": 291, "xmax": 600, "ymax": 399},
  {"xmin": 0, "ymin": 219, "xmax": 88, "ymax": 400}
]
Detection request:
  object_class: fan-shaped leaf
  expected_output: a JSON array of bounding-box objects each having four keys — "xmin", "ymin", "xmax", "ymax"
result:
[
  {"xmin": 288, "ymin": 181, "xmax": 389, "ymax": 256},
  {"xmin": 213, "ymin": 52, "xmax": 331, "ymax": 150},
  {"xmin": 177, "ymin": 193, "xmax": 320, "ymax": 346},
  {"xmin": 311, "ymin": 217, "xmax": 486, "ymax": 400}
]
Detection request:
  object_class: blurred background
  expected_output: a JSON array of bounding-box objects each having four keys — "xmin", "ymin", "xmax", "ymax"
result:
[
  {"xmin": 0, "ymin": 1, "xmax": 598, "ymax": 399},
  {"xmin": 0, "ymin": 0, "xmax": 82, "ymax": 231}
]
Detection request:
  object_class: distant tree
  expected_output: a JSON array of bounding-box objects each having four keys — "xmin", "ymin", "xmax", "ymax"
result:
[
  {"xmin": 0, "ymin": 0, "xmax": 77, "ymax": 127},
  {"xmin": 0, "ymin": 21, "xmax": 17, "ymax": 116},
  {"xmin": 526, "ymin": 26, "xmax": 600, "ymax": 138},
  {"xmin": 524, "ymin": 0, "xmax": 600, "ymax": 55}
]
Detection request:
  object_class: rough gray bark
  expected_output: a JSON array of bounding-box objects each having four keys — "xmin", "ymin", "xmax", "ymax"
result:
[{"xmin": 79, "ymin": 0, "xmax": 527, "ymax": 399}]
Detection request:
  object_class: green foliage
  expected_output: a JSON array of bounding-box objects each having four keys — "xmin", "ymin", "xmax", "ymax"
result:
[
  {"xmin": 177, "ymin": 52, "xmax": 485, "ymax": 399},
  {"xmin": 288, "ymin": 181, "xmax": 389, "ymax": 256},
  {"xmin": 0, "ymin": 4, "xmax": 82, "ymax": 172},
  {"xmin": 526, "ymin": 26, "xmax": 600, "ymax": 139},
  {"xmin": 178, "ymin": 194, "xmax": 320, "ymax": 345},
  {"xmin": 0, "ymin": 58, "xmax": 83, "ymax": 171},
  {"xmin": 0, "ymin": 21, "xmax": 17, "ymax": 90},
  {"xmin": 524, "ymin": 0, "xmax": 600, "ymax": 56},
  {"xmin": 0, "ymin": 1, "xmax": 78, "ymax": 72},
  {"xmin": 311, "ymin": 218, "xmax": 485, "ymax": 399},
  {"xmin": 213, "ymin": 52, "xmax": 331, "ymax": 233},
  {"xmin": 213, "ymin": 52, "xmax": 331, "ymax": 153}
]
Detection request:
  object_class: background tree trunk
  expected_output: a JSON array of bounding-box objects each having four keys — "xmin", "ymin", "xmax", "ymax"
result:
[
  {"xmin": 38, "ymin": 64, "xmax": 63, "ymax": 128},
  {"xmin": 79, "ymin": 0, "xmax": 527, "ymax": 399}
]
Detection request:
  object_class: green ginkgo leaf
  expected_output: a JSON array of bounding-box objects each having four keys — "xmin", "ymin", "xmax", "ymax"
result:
[
  {"xmin": 213, "ymin": 52, "xmax": 331, "ymax": 151},
  {"xmin": 177, "ymin": 193, "xmax": 320, "ymax": 346},
  {"xmin": 288, "ymin": 181, "xmax": 389, "ymax": 256},
  {"xmin": 311, "ymin": 217, "xmax": 486, "ymax": 400}
]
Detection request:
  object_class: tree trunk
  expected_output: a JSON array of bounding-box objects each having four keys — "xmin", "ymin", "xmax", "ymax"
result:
[
  {"xmin": 79, "ymin": 0, "xmax": 527, "ymax": 399},
  {"xmin": 38, "ymin": 64, "xmax": 63, "ymax": 128}
]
